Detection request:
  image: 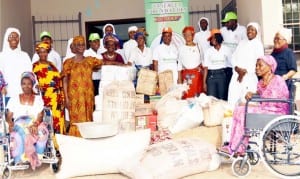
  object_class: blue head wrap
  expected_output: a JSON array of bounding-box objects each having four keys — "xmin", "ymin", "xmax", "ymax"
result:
[
  {"xmin": 21, "ymin": 71, "xmax": 36, "ymax": 85},
  {"xmin": 134, "ymin": 32, "xmax": 145, "ymax": 41}
]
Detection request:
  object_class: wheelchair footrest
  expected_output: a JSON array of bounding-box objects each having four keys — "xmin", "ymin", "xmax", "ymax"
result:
[
  {"xmin": 9, "ymin": 164, "xmax": 30, "ymax": 170},
  {"xmin": 41, "ymin": 158, "xmax": 59, "ymax": 164}
]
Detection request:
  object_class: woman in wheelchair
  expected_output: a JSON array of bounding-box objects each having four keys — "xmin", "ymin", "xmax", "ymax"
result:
[
  {"xmin": 6, "ymin": 72, "xmax": 48, "ymax": 170},
  {"xmin": 221, "ymin": 55, "xmax": 289, "ymax": 155}
]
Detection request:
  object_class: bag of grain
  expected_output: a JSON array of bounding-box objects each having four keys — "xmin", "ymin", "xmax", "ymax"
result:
[
  {"xmin": 197, "ymin": 94, "xmax": 229, "ymax": 127},
  {"xmin": 102, "ymin": 81, "xmax": 136, "ymax": 132},
  {"xmin": 158, "ymin": 70, "xmax": 173, "ymax": 96},
  {"xmin": 101, "ymin": 65, "xmax": 136, "ymax": 81},
  {"xmin": 136, "ymin": 69, "xmax": 158, "ymax": 95},
  {"xmin": 120, "ymin": 138, "xmax": 220, "ymax": 179}
]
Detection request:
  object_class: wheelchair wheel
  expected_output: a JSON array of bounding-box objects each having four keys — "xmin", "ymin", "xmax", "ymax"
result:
[
  {"xmin": 260, "ymin": 115, "xmax": 300, "ymax": 178},
  {"xmin": 2, "ymin": 167, "xmax": 11, "ymax": 179},
  {"xmin": 247, "ymin": 151, "xmax": 260, "ymax": 165},
  {"xmin": 231, "ymin": 157, "xmax": 251, "ymax": 177}
]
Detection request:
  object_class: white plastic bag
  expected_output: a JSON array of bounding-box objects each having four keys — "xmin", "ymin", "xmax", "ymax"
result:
[
  {"xmin": 155, "ymin": 84, "xmax": 203, "ymax": 133},
  {"xmin": 170, "ymin": 100, "xmax": 203, "ymax": 133},
  {"xmin": 197, "ymin": 93, "xmax": 229, "ymax": 127}
]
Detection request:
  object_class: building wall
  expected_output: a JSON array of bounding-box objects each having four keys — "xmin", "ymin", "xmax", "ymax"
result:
[
  {"xmin": 0, "ymin": 0, "xmax": 32, "ymax": 56},
  {"xmin": 30, "ymin": 0, "xmax": 222, "ymax": 56},
  {"xmin": 0, "ymin": 0, "xmax": 280, "ymax": 55},
  {"xmin": 31, "ymin": 0, "xmax": 221, "ymax": 32},
  {"xmin": 236, "ymin": 0, "xmax": 283, "ymax": 48}
]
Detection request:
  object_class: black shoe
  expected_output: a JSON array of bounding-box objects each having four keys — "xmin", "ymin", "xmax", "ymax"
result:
[{"xmin": 56, "ymin": 150, "xmax": 61, "ymax": 158}]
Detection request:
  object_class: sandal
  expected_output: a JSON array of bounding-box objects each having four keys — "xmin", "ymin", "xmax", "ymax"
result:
[{"xmin": 218, "ymin": 146, "xmax": 233, "ymax": 155}]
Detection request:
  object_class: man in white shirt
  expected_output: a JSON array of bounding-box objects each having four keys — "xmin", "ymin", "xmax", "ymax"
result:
[
  {"xmin": 194, "ymin": 17, "xmax": 210, "ymax": 54},
  {"xmin": 220, "ymin": 11, "xmax": 247, "ymax": 100},
  {"xmin": 32, "ymin": 31, "xmax": 62, "ymax": 72},
  {"xmin": 84, "ymin": 33, "xmax": 103, "ymax": 96},
  {"xmin": 123, "ymin": 26, "xmax": 138, "ymax": 63}
]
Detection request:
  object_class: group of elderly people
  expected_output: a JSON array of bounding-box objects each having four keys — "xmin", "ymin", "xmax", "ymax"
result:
[{"xmin": 0, "ymin": 11, "xmax": 297, "ymax": 168}]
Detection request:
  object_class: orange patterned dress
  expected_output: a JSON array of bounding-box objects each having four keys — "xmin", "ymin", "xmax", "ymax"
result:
[
  {"xmin": 33, "ymin": 61, "xmax": 65, "ymax": 134},
  {"xmin": 61, "ymin": 57, "xmax": 102, "ymax": 137}
]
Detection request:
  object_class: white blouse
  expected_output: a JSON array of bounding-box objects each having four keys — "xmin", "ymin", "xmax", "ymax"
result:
[
  {"xmin": 178, "ymin": 44, "xmax": 202, "ymax": 71},
  {"xmin": 128, "ymin": 46, "xmax": 152, "ymax": 67},
  {"xmin": 203, "ymin": 45, "xmax": 231, "ymax": 70},
  {"xmin": 7, "ymin": 95, "xmax": 44, "ymax": 120}
]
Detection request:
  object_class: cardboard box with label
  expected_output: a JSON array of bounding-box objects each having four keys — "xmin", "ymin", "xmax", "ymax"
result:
[{"xmin": 135, "ymin": 114, "xmax": 157, "ymax": 132}]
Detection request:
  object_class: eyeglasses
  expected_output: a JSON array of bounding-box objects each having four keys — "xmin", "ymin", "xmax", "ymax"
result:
[
  {"xmin": 8, "ymin": 34, "xmax": 19, "ymax": 40},
  {"xmin": 274, "ymin": 37, "xmax": 285, "ymax": 41}
]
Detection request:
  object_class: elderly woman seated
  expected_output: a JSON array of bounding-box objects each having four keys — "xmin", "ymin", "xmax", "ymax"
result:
[
  {"xmin": 221, "ymin": 55, "xmax": 289, "ymax": 155},
  {"xmin": 6, "ymin": 72, "xmax": 48, "ymax": 170}
]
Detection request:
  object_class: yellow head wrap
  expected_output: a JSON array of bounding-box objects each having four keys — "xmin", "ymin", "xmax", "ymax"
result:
[
  {"xmin": 72, "ymin": 35, "xmax": 85, "ymax": 45},
  {"xmin": 35, "ymin": 42, "xmax": 50, "ymax": 53}
]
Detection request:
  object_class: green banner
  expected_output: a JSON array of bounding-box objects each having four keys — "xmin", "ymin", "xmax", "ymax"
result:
[{"xmin": 144, "ymin": 0, "xmax": 189, "ymax": 47}]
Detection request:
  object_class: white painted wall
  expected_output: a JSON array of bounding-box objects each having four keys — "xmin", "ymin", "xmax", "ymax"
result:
[
  {"xmin": 236, "ymin": 0, "xmax": 283, "ymax": 48},
  {"xmin": 0, "ymin": 0, "xmax": 32, "ymax": 55},
  {"xmin": 30, "ymin": 0, "xmax": 222, "ymax": 56},
  {"xmin": 31, "ymin": 0, "xmax": 222, "ymax": 35},
  {"xmin": 0, "ymin": 0, "xmax": 283, "ymax": 55}
]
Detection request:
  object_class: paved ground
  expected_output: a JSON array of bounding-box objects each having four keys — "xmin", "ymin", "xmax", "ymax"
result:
[{"xmin": 10, "ymin": 160, "xmax": 279, "ymax": 179}]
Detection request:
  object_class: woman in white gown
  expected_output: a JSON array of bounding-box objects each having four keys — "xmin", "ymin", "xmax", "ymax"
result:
[
  {"xmin": 0, "ymin": 27, "xmax": 32, "ymax": 99},
  {"xmin": 227, "ymin": 22, "xmax": 264, "ymax": 107}
]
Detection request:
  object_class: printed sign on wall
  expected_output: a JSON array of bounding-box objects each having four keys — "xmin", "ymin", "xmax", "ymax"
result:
[{"xmin": 144, "ymin": 0, "xmax": 189, "ymax": 48}]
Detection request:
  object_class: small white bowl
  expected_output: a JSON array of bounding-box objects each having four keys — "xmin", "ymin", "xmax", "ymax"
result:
[{"xmin": 75, "ymin": 122, "xmax": 118, "ymax": 139}]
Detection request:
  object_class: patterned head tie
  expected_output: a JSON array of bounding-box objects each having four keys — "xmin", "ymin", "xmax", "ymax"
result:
[
  {"xmin": 35, "ymin": 42, "xmax": 50, "ymax": 53},
  {"xmin": 72, "ymin": 35, "xmax": 85, "ymax": 45},
  {"xmin": 21, "ymin": 71, "xmax": 36, "ymax": 85}
]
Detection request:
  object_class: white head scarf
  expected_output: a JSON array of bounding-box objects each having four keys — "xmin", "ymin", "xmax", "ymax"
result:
[
  {"xmin": 277, "ymin": 27, "xmax": 292, "ymax": 44},
  {"xmin": 102, "ymin": 23, "xmax": 116, "ymax": 35},
  {"xmin": 65, "ymin": 38, "xmax": 75, "ymax": 59},
  {"xmin": 247, "ymin": 22, "xmax": 261, "ymax": 41},
  {"xmin": 2, "ymin": 27, "xmax": 21, "ymax": 52},
  {"xmin": 198, "ymin": 17, "xmax": 209, "ymax": 32}
]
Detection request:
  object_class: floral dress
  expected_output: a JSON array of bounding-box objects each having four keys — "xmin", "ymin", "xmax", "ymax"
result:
[
  {"xmin": 61, "ymin": 57, "xmax": 102, "ymax": 137},
  {"xmin": 229, "ymin": 75, "xmax": 289, "ymax": 153},
  {"xmin": 33, "ymin": 61, "xmax": 65, "ymax": 134}
]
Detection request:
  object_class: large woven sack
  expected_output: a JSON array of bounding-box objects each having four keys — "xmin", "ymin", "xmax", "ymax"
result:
[
  {"xmin": 136, "ymin": 69, "xmax": 158, "ymax": 95},
  {"xmin": 120, "ymin": 138, "xmax": 221, "ymax": 179},
  {"xmin": 96, "ymin": 80, "xmax": 113, "ymax": 111},
  {"xmin": 158, "ymin": 70, "xmax": 173, "ymax": 96},
  {"xmin": 56, "ymin": 130, "xmax": 150, "ymax": 178},
  {"xmin": 101, "ymin": 65, "xmax": 136, "ymax": 81},
  {"xmin": 171, "ymin": 125, "xmax": 222, "ymax": 147},
  {"xmin": 102, "ymin": 81, "xmax": 136, "ymax": 132},
  {"xmin": 202, "ymin": 99, "xmax": 228, "ymax": 127}
]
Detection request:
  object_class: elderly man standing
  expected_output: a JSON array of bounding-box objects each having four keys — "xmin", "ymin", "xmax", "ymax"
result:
[
  {"xmin": 32, "ymin": 31, "xmax": 62, "ymax": 72},
  {"xmin": 123, "ymin": 26, "xmax": 138, "ymax": 64},
  {"xmin": 220, "ymin": 11, "xmax": 247, "ymax": 100}
]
